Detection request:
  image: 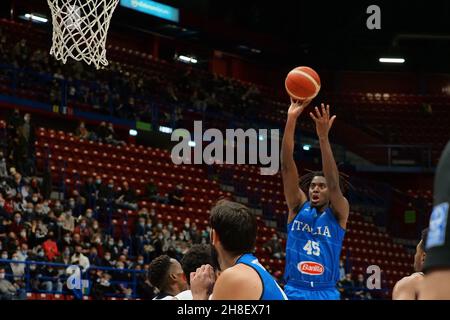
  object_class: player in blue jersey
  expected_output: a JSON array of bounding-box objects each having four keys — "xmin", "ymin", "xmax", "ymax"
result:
[
  {"xmin": 190, "ymin": 200, "xmax": 288, "ymax": 300},
  {"xmin": 419, "ymin": 140, "xmax": 450, "ymax": 299},
  {"xmin": 281, "ymin": 99, "xmax": 350, "ymax": 300}
]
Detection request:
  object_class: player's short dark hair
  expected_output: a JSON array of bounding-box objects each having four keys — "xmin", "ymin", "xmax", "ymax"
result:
[
  {"xmin": 210, "ymin": 200, "xmax": 257, "ymax": 255},
  {"xmin": 149, "ymin": 255, "xmax": 172, "ymax": 291},
  {"xmin": 181, "ymin": 244, "xmax": 214, "ymax": 286},
  {"xmin": 420, "ymin": 228, "xmax": 429, "ymax": 252}
]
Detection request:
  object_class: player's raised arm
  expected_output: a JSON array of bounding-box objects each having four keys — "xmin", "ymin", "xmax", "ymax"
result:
[
  {"xmin": 281, "ymin": 98, "xmax": 310, "ymax": 222},
  {"xmin": 310, "ymin": 104, "xmax": 349, "ymax": 229}
]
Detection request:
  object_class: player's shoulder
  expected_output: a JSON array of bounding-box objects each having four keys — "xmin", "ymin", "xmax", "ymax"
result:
[
  {"xmin": 394, "ymin": 273, "xmax": 423, "ymax": 290},
  {"xmin": 392, "ymin": 272, "xmax": 424, "ymax": 299},
  {"xmin": 219, "ymin": 264, "xmax": 262, "ymax": 289},
  {"xmin": 223, "ymin": 263, "xmax": 259, "ymax": 280},
  {"xmin": 212, "ymin": 264, "xmax": 262, "ymax": 300},
  {"xmin": 288, "ymin": 201, "xmax": 310, "ymax": 222}
]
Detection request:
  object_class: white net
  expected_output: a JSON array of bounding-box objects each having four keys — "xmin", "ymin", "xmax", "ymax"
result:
[{"xmin": 47, "ymin": 0, "xmax": 120, "ymax": 69}]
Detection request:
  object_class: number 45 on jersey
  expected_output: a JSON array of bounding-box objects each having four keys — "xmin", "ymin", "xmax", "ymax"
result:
[{"xmin": 303, "ymin": 240, "xmax": 320, "ymax": 256}]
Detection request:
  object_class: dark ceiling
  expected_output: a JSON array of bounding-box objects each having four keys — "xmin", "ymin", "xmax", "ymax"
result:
[
  {"xmin": 2, "ymin": 0, "xmax": 450, "ymax": 72},
  {"xmin": 169, "ymin": 0, "xmax": 450, "ymax": 72}
]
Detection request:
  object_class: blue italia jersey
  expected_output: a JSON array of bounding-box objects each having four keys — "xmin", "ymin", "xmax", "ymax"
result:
[
  {"xmin": 285, "ymin": 201, "xmax": 345, "ymax": 289},
  {"xmin": 236, "ymin": 253, "xmax": 288, "ymax": 300}
]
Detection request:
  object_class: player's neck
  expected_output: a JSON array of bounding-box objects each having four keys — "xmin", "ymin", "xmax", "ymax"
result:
[
  {"xmin": 313, "ymin": 203, "xmax": 329, "ymax": 213},
  {"xmin": 164, "ymin": 285, "xmax": 180, "ymax": 297},
  {"xmin": 219, "ymin": 252, "xmax": 242, "ymax": 270}
]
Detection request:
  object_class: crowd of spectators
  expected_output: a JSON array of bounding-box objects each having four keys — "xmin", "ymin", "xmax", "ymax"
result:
[
  {"xmin": 0, "ymin": 22, "xmax": 379, "ymax": 301},
  {"xmin": 0, "ymin": 23, "xmax": 273, "ymax": 132},
  {"xmin": 0, "ymin": 110, "xmax": 215, "ymax": 299},
  {"xmin": 338, "ymin": 273, "xmax": 373, "ymax": 300}
]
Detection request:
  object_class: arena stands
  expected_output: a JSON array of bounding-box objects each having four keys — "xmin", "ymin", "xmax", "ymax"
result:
[{"xmin": 1, "ymin": 16, "xmax": 444, "ymax": 300}]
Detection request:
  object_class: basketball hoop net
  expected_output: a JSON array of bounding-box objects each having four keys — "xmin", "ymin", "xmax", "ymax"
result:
[{"xmin": 47, "ymin": 0, "xmax": 120, "ymax": 69}]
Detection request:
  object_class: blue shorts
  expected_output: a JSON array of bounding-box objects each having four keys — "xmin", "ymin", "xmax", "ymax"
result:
[{"xmin": 284, "ymin": 284, "xmax": 341, "ymax": 300}]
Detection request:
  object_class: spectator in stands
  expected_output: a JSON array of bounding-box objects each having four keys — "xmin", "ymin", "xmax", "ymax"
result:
[
  {"xmin": 74, "ymin": 218, "xmax": 92, "ymax": 242},
  {"xmin": 99, "ymin": 179, "xmax": 116, "ymax": 205},
  {"xmin": 90, "ymin": 217, "xmax": 101, "ymax": 232},
  {"xmin": 28, "ymin": 263, "xmax": 41, "ymax": 292},
  {"xmin": 4, "ymin": 232, "xmax": 19, "ymax": 254},
  {"xmin": 13, "ymin": 39, "xmax": 28, "ymax": 65},
  {"xmin": 6, "ymin": 109, "xmax": 22, "ymax": 138},
  {"xmin": 58, "ymin": 232, "xmax": 72, "ymax": 252},
  {"xmin": 10, "ymin": 251, "xmax": 25, "ymax": 284},
  {"xmin": 96, "ymin": 122, "xmax": 109, "ymax": 143},
  {"xmin": 60, "ymin": 209, "xmax": 75, "ymax": 233},
  {"xmin": 135, "ymin": 216, "xmax": 147, "ymax": 237},
  {"xmin": 52, "ymin": 200, "xmax": 64, "ymax": 216},
  {"xmin": 104, "ymin": 237, "xmax": 117, "ymax": 258},
  {"xmin": 190, "ymin": 225, "xmax": 202, "ymax": 245},
  {"xmin": 105, "ymin": 123, "xmax": 126, "ymax": 146},
  {"xmin": 71, "ymin": 245, "xmax": 90, "ymax": 273},
  {"xmin": 0, "ymin": 152, "xmax": 7, "ymax": 178},
  {"xmin": 101, "ymin": 251, "xmax": 114, "ymax": 268},
  {"xmin": 145, "ymin": 179, "xmax": 168, "ymax": 203},
  {"xmin": 46, "ymin": 210, "xmax": 61, "ymax": 240},
  {"xmin": 168, "ymin": 184, "xmax": 184, "ymax": 206},
  {"xmin": 263, "ymin": 234, "xmax": 285, "ymax": 259},
  {"xmin": 339, "ymin": 259, "xmax": 346, "ymax": 281},
  {"xmin": 11, "ymin": 129, "xmax": 28, "ymax": 178},
  {"xmin": 42, "ymin": 231, "xmax": 59, "ymax": 261},
  {"xmin": 0, "ymin": 219, "xmax": 8, "ymax": 241},
  {"xmin": 148, "ymin": 208, "xmax": 157, "ymax": 225},
  {"xmin": 34, "ymin": 219, "xmax": 48, "ymax": 243},
  {"xmin": 40, "ymin": 265, "xmax": 62, "ymax": 293},
  {"xmin": 354, "ymin": 273, "xmax": 371, "ymax": 300},
  {"xmin": 91, "ymin": 271, "xmax": 115, "ymax": 300},
  {"xmin": 9, "ymin": 212, "xmax": 24, "ymax": 235},
  {"xmin": 70, "ymin": 190, "xmax": 86, "ymax": 217},
  {"xmin": 71, "ymin": 233, "xmax": 82, "ymax": 247},
  {"xmin": 338, "ymin": 273, "xmax": 355, "ymax": 300},
  {"xmin": 0, "ymin": 251, "xmax": 12, "ymax": 276},
  {"xmin": 83, "ymin": 208, "xmax": 96, "ymax": 224},
  {"xmin": 41, "ymin": 167, "xmax": 52, "ymax": 201},
  {"xmin": 113, "ymin": 261, "xmax": 133, "ymax": 297},
  {"xmin": 136, "ymin": 269, "xmax": 155, "ymax": 300},
  {"xmin": 23, "ymin": 202, "xmax": 36, "ymax": 221},
  {"xmin": 28, "ymin": 178, "xmax": 41, "ymax": 196},
  {"xmin": 75, "ymin": 121, "xmax": 92, "ymax": 141},
  {"xmin": 57, "ymin": 247, "xmax": 71, "ymax": 266},
  {"xmin": 201, "ymin": 227, "xmax": 210, "ymax": 244},
  {"xmin": 0, "ymin": 267, "xmax": 25, "ymax": 300},
  {"xmin": 421, "ymin": 103, "xmax": 433, "ymax": 116},
  {"xmin": 151, "ymin": 232, "xmax": 164, "ymax": 257},
  {"xmin": 16, "ymin": 243, "xmax": 28, "ymax": 262},
  {"xmin": 115, "ymin": 181, "xmax": 138, "ymax": 210},
  {"xmin": 88, "ymin": 247, "xmax": 102, "ymax": 266},
  {"xmin": 81, "ymin": 177, "xmax": 98, "ymax": 209},
  {"xmin": 22, "ymin": 113, "xmax": 35, "ymax": 145}
]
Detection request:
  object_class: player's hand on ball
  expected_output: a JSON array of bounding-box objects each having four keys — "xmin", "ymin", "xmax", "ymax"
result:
[
  {"xmin": 190, "ymin": 264, "xmax": 215, "ymax": 300},
  {"xmin": 310, "ymin": 103, "xmax": 336, "ymax": 138},
  {"xmin": 287, "ymin": 97, "xmax": 311, "ymax": 119}
]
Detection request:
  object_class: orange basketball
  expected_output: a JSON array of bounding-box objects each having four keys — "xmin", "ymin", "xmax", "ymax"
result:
[{"xmin": 285, "ymin": 66, "xmax": 321, "ymax": 100}]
